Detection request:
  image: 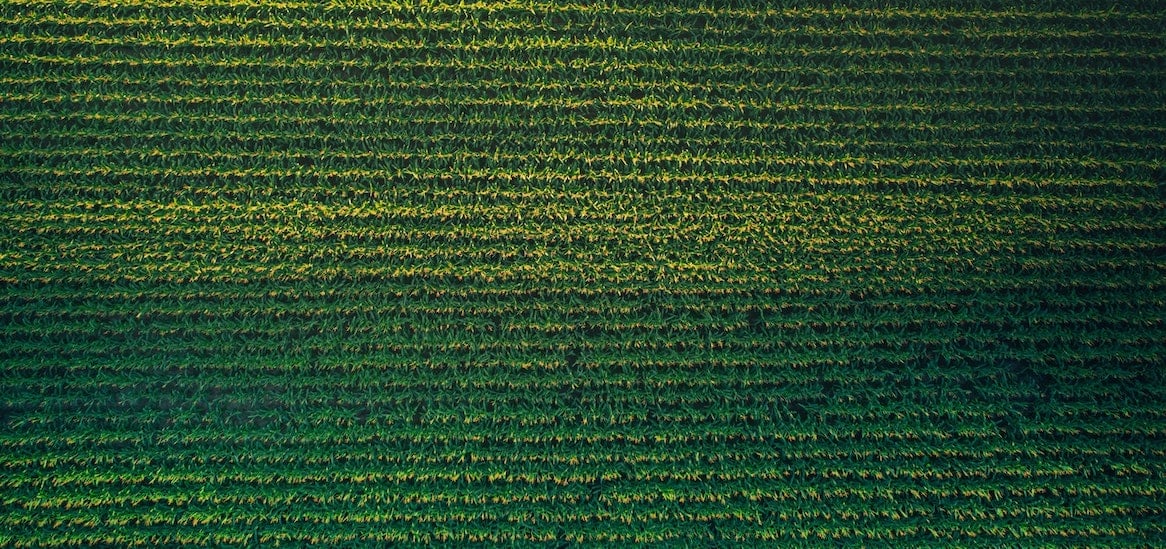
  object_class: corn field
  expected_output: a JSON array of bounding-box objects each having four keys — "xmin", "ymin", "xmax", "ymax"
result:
[{"xmin": 1, "ymin": 0, "xmax": 1164, "ymax": 545}]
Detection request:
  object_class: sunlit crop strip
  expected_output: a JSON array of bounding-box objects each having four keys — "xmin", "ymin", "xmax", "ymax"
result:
[{"xmin": 1, "ymin": 0, "xmax": 1164, "ymax": 545}]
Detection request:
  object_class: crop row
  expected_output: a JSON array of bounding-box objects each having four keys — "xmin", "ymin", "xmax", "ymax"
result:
[
  {"xmin": 4, "ymin": 291, "xmax": 1157, "ymax": 335},
  {"xmin": 3, "ymin": 355, "xmax": 1155, "ymax": 404},
  {"xmin": 3, "ymin": 482, "xmax": 1160, "ymax": 526},
  {"xmin": 3, "ymin": 70, "xmax": 1161, "ymax": 101},
  {"xmin": 6, "ymin": 119, "xmax": 1149, "ymax": 154},
  {"xmin": 4, "ymin": 104, "xmax": 1160, "ymax": 145},
  {"xmin": 3, "ymin": 259, "xmax": 1160, "ymax": 294},
  {"xmin": 5, "ymin": 133, "xmax": 1163, "ymax": 166},
  {"xmin": 5, "ymin": 248, "xmax": 1152, "ymax": 289},
  {"xmin": 0, "ymin": 504, "xmax": 1157, "ymax": 546},
  {"xmin": 4, "ymin": 26, "xmax": 1162, "ymax": 61},
  {"xmin": 5, "ymin": 54, "xmax": 1163, "ymax": 99},
  {"xmin": 2, "ymin": 14, "xmax": 1161, "ymax": 48},
  {"xmin": 10, "ymin": 191, "xmax": 1159, "ymax": 229},
  {"xmin": 7, "ymin": 210, "xmax": 1156, "ymax": 252},
  {"xmin": 4, "ymin": 487, "xmax": 1160, "ymax": 530},
  {"xmin": 5, "ymin": 108, "xmax": 1161, "ymax": 143},
  {"xmin": 3, "ymin": 278, "xmax": 1158, "ymax": 311},
  {"xmin": 7, "ymin": 308, "xmax": 1158, "ymax": 347},
  {"xmin": 5, "ymin": 158, "xmax": 1160, "ymax": 196},
  {"xmin": 0, "ymin": 271, "xmax": 1153, "ymax": 305},
  {"xmin": 9, "ymin": 34, "xmax": 1161, "ymax": 70},
  {"xmin": 8, "ymin": 395, "xmax": 1161, "ymax": 440},
  {"xmin": 7, "ymin": 234, "xmax": 1154, "ymax": 268},
  {"xmin": 2, "ymin": 440, "xmax": 1162, "ymax": 488},
  {"xmin": 3, "ymin": 173, "xmax": 1158, "ymax": 208},
  {"xmin": 3, "ymin": 345, "xmax": 1156, "ymax": 389},
  {"xmin": 2, "ymin": 0, "xmax": 1159, "ymax": 22},
  {"xmin": 0, "ymin": 283, "xmax": 1154, "ymax": 324},
  {"xmin": 6, "ymin": 88, "xmax": 1163, "ymax": 120},
  {"xmin": 3, "ymin": 300, "xmax": 1159, "ymax": 349},
  {"xmin": 7, "ymin": 146, "xmax": 1165, "ymax": 174},
  {"xmin": 8, "ymin": 12, "xmax": 1162, "ymax": 41},
  {"xmin": 5, "ymin": 167, "xmax": 1158, "ymax": 198},
  {"xmin": 5, "ymin": 435, "xmax": 1160, "ymax": 475},
  {"xmin": 5, "ymin": 173, "xmax": 1159, "ymax": 204}
]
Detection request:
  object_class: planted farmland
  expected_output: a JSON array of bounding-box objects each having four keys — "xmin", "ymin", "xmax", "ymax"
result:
[{"xmin": 1, "ymin": 0, "xmax": 1165, "ymax": 545}]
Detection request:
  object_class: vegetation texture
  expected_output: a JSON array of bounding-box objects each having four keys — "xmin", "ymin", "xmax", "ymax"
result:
[{"xmin": 1, "ymin": 0, "xmax": 1164, "ymax": 545}]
